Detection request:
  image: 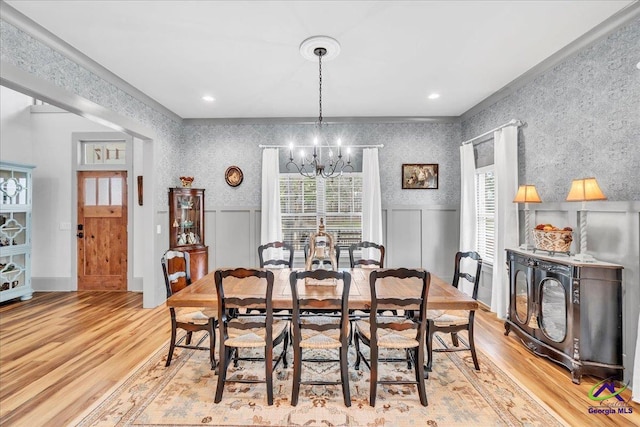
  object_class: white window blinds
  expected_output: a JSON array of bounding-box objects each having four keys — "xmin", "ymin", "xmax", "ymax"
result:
[{"xmin": 476, "ymin": 167, "xmax": 495, "ymax": 264}]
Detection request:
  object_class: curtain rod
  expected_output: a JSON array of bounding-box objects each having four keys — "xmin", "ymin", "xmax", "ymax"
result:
[
  {"xmin": 259, "ymin": 144, "xmax": 384, "ymax": 149},
  {"xmin": 460, "ymin": 119, "xmax": 525, "ymax": 146}
]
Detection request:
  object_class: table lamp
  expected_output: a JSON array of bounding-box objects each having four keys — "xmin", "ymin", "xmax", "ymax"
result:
[
  {"xmin": 566, "ymin": 177, "xmax": 606, "ymax": 262},
  {"xmin": 513, "ymin": 185, "xmax": 542, "ymax": 250}
]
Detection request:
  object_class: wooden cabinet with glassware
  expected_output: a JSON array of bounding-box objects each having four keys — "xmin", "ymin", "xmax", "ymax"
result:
[
  {"xmin": 0, "ymin": 162, "xmax": 35, "ymax": 302},
  {"xmin": 168, "ymin": 187, "xmax": 208, "ymax": 282},
  {"xmin": 504, "ymin": 249, "xmax": 623, "ymax": 384}
]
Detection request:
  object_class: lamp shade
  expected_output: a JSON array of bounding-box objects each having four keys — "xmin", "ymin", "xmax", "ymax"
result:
[
  {"xmin": 513, "ymin": 185, "xmax": 542, "ymax": 203},
  {"xmin": 566, "ymin": 177, "xmax": 607, "ymax": 202}
]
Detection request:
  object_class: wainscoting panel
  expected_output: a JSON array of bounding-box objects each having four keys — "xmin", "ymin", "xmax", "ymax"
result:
[
  {"xmin": 214, "ymin": 210, "xmax": 253, "ymax": 269},
  {"xmin": 421, "ymin": 208, "xmax": 459, "ymax": 280},
  {"xmin": 386, "ymin": 209, "xmax": 422, "ymax": 268}
]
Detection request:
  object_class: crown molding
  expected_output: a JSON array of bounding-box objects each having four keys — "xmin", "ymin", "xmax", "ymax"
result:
[
  {"xmin": 183, "ymin": 116, "xmax": 460, "ymax": 126},
  {"xmin": 0, "ymin": 1, "xmax": 183, "ymax": 123},
  {"xmin": 460, "ymin": 1, "xmax": 640, "ymax": 122}
]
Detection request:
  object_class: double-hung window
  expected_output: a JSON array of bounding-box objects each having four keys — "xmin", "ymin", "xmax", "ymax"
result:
[
  {"xmin": 475, "ymin": 166, "xmax": 495, "ymax": 264},
  {"xmin": 280, "ymin": 174, "xmax": 362, "ymax": 252}
]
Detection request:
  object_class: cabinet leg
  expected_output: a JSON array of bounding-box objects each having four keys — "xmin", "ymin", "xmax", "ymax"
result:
[
  {"xmin": 504, "ymin": 322, "xmax": 511, "ymax": 336},
  {"xmin": 571, "ymin": 363, "xmax": 582, "ymax": 384},
  {"xmin": 20, "ymin": 292, "xmax": 33, "ymax": 301}
]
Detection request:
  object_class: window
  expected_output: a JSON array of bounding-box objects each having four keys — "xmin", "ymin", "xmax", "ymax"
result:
[
  {"xmin": 475, "ymin": 166, "xmax": 495, "ymax": 264},
  {"xmin": 280, "ymin": 174, "xmax": 362, "ymax": 251}
]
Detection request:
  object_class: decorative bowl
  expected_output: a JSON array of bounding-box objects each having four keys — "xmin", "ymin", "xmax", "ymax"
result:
[{"xmin": 179, "ymin": 176, "xmax": 194, "ymax": 188}]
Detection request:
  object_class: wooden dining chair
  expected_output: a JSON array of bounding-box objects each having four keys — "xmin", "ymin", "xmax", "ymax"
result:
[
  {"xmin": 349, "ymin": 241, "xmax": 385, "ymax": 268},
  {"xmin": 258, "ymin": 241, "xmax": 294, "ymax": 268},
  {"xmin": 354, "ymin": 268, "xmax": 430, "ymax": 407},
  {"xmin": 426, "ymin": 251, "xmax": 482, "ymax": 372},
  {"xmin": 289, "ymin": 269, "xmax": 352, "ymax": 407},
  {"xmin": 214, "ymin": 268, "xmax": 289, "ymax": 406},
  {"xmin": 161, "ymin": 250, "xmax": 217, "ymax": 370}
]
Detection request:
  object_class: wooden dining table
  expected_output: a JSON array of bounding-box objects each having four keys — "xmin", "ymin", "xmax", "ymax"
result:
[{"xmin": 166, "ymin": 268, "xmax": 478, "ymax": 312}]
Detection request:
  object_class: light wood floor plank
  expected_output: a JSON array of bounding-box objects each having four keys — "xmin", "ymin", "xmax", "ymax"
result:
[{"xmin": 0, "ymin": 292, "xmax": 638, "ymax": 426}]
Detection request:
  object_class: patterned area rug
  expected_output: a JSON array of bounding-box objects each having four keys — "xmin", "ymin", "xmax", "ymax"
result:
[{"xmin": 74, "ymin": 333, "xmax": 566, "ymax": 426}]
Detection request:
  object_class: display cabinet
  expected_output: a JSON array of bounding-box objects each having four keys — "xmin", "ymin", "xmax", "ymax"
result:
[
  {"xmin": 505, "ymin": 249, "xmax": 623, "ymax": 383},
  {"xmin": 168, "ymin": 187, "xmax": 208, "ymax": 281},
  {"xmin": 1, "ymin": 162, "xmax": 35, "ymax": 302}
]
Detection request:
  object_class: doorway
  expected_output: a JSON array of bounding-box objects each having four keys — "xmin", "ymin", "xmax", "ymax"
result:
[{"xmin": 77, "ymin": 170, "xmax": 128, "ymax": 290}]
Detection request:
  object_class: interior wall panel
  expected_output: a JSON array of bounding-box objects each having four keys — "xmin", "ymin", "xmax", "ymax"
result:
[
  {"xmin": 214, "ymin": 210, "xmax": 252, "ymax": 268},
  {"xmin": 387, "ymin": 209, "xmax": 422, "ymax": 268},
  {"xmin": 421, "ymin": 208, "xmax": 459, "ymax": 280}
]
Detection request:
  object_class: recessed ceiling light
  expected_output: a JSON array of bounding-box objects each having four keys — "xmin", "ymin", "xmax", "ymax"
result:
[
  {"xmin": 202, "ymin": 95, "xmax": 215, "ymax": 102},
  {"xmin": 428, "ymin": 93, "xmax": 440, "ymax": 100}
]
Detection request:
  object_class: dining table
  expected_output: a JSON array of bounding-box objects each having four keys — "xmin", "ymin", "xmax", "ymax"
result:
[{"xmin": 166, "ymin": 267, "xmax": 478, "ymax": 312}]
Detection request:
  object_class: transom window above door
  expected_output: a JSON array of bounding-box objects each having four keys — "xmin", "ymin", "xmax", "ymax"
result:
[{"xmin": 82, "ymin": 142, "xmax": 126, "ymax": 165}]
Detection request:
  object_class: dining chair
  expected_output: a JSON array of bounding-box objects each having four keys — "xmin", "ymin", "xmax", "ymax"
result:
[
  {"xmin": 258, "ymin": 241, "xmax": 294, "ymax": 268},
  {"xmin": 354, "ymin": 268, "xmax": 430, "ymax": 407},
  {"xmin": 348, "ymin": 241, "xmax": 385, "ymax": 268},
  {"xmin": 214, "ymin": 268, "xmax": 289, "ymax": 406},
  {"xmin": 289, "ymin": 269, "xmax": 352, "ymax": 407},
  {"xmin": 161, "ymin": 250, "xmax": 217, "ymax": 370},
  {"xmin": 426, "ymin": 251, "xmax": 482, "ymax": 372}
]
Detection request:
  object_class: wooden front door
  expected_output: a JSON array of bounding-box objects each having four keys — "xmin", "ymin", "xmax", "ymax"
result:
[{"xmin": 77, "ymin": 171, "xmax": 128, "ymax": 290}]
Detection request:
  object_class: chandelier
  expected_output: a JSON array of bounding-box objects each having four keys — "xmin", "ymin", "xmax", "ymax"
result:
[{"xmin": 286, "ymin": 36, "xmax": 353, "ymax": 179}]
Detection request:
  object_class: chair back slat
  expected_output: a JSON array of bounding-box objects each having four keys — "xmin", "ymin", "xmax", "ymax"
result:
[
  {"xmin": 161, "ymin": 250, "xmax": 191, "ymax": 297},
  {"xmin": 258, "ymin": 241, "xmax": 294, "ymax": 268},
  {"xmin": 349, "ymin": 241, "xmax": 385, "ymax": 268},
  {"xmin": 452, "ymin": 251, "xmax": 482, "ymax": 300}
]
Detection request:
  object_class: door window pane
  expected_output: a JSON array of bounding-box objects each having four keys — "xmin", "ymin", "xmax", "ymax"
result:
[
  {"xmin": 111, "ymin": 177, "xmax": 122, "ymax": 206},
  {"xmin": 98, "ymin": 178, "xmax": 110, "ymax": 205},
  {"xmin": 84, "ymin": 178, "xmax": 96, "ymax": 206}
]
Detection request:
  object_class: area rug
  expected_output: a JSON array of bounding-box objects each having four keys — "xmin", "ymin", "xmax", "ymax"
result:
[{"xmin": 73, "ymin": 333, "xmax": 566, "ymax": 427}]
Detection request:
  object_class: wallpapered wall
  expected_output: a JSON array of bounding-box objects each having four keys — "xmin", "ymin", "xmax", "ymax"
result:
[
  {"xmin": 181, "ymin": 122, "xmax": 462, "ymax": 209},
  {"xmin": 462, "ymin": 17, "xmax": 640, "ymax": 202}
]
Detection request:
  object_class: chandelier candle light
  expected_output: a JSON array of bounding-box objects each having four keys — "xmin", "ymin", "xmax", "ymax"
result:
[
  {"xmin": 566, "ymin": 177, "xmax": 607, "ymax": 263},
  {"xmin": 513, "ymin": 184, "xmax": 542, "ymax": 250},
  {"xmin": 286, "ymin": 36, "xmax": 353, "ymax": 179}
]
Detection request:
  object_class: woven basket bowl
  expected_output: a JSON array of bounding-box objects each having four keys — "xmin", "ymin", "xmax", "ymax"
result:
[{"xmin": 532, "ymin": 229, "xmax": 573, "ymax": 252}]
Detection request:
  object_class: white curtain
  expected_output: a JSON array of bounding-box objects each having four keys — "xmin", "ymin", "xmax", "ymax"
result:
[
  {"xmin": 260, "ymin": 148, "xmax": 282, "ymax": 260},
  {"xmin": 490, "ymin": 126, "xmax": 519, "ymax": 319},
  {"xmin": 459, "ymin": 143, "xmax": 477, "ymax": 296},
  {"xmin": 362, "ymin": 148, "xmax": 383, "ymax": 258},
  {"xmin": 633, "ymin": 312, "xmax": 640, "ymax": 402}
]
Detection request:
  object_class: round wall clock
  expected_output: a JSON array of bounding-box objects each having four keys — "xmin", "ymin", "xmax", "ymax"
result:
[{"xmin": 225, "ymin": 166, "xmax": 243, "ymax": 187}]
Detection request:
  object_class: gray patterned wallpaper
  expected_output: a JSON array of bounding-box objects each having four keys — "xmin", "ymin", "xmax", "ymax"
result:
[
  {"xmin": 182, "ymin": 122, "xmax": 461, "ymax": 209},
  {"xmin": 462, "ymin": 17, "xmax": 640, "ymax": 202}
]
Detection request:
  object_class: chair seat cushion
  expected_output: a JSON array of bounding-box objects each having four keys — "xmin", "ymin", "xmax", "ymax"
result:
[
  {"xmin": 299, "ymin": 316, "xmax": 343, "ymax": 349},
  {"xmin": 175, "ymin": 308, "xmax": 217, "ymax": 324},
  {"xmin": 427, "ymin": 309, "xmax": 470, "ymax": 327},
  {"xmin": 224, "ymin": 318, "xmax": 288, "ymax": 348},
  {"xmin": 355, "ymin": 317, "xmax": 419, "ymax": 349}
]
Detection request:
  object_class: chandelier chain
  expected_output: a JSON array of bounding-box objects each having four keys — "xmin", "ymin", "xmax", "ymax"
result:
[{"xmin": 318, "ymin": 51, "xmax": 323, "ymax": 125}]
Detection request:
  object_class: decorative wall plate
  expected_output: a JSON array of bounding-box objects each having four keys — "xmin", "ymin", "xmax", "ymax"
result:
[{"xmin": 225, "ymin": 166, "xmax": 243, "ymax": 187}]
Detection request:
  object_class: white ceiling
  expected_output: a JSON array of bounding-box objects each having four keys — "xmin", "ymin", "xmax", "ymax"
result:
[{"xmin": 6, "ymin": 0, "xmax": 635, "ymax": 119}]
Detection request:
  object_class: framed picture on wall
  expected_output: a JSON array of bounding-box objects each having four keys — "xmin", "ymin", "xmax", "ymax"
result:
[{"xmin": 402, "ymin": 163, "xmax": 439, "ymax": 189}]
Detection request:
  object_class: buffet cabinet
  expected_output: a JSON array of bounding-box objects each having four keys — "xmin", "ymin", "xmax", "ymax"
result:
[
  {"xmin": 0, "ymin": 162, "xmax": 35, "ymax": 302},
  {"xmin": 504, "ymin": 249, "xmax": 623, "ymax": 384},
  {"xmin": 168, "ymin": 187, "xmax": 208, "ymax": 282}
]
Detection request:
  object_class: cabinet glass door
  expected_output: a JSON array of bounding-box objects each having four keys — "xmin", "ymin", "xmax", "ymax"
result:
[
  {"xmin": 539, "ymin": 278, "xmax": 567, "ymax": 342},
  {"xmin": 514, "ymin": 269, "xmax": 529, "ymax": 324}
]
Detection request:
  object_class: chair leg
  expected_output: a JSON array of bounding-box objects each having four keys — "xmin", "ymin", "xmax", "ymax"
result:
[
  {"xmin": 354, "ymin": 332, "xmax": 362, "ymax": 370},
  {"xmin": 185, "ymin": 331, "xmax": 193, "ymax": 345},
  {"xmin": 414, "ymin": 347, "xmax": 428, "ymax": 407},
  {"xmin": 426, "ymin": 321, "xmax": 434, "ymax": 372},
  {"xmin": 340, "ymin": 345, "xmax": 351, "ymax": 407},
  {"xmin": 209, "ymin": 319, "xmax": 217, "ymax": 370},
  {"xmin": 166, "ymin": 320, "xmax": 178, "ymax": 367},
  {"xmin": 214, "ymin": 346, "xmax": 231, "ymax": 403},
  {"xmin": 281, "ymin": 330, "xmax": 289, "ymax": 369},
  {"xmin": 265, "ymin": 344, "xmax": 274, "ymax": 406},
  {"xmin": 291, "ymin": 345, "xmax": 302, "ymax": 406},
  {"xmin": 369, "ymin": 345, "xmax": 378, "ymax": 407},
  {"xmin": 468, "ymin": 317, "xmax": 480, "ymax": 370},
  {"xmin": 451, "ymin": 332, "xmax": 459, "ymax": 347}
]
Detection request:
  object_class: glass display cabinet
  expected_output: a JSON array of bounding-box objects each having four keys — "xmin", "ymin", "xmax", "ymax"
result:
[
  {"xmin": 505, "ymin": 249, "xmax": 623, "ymax": 384},
  {"xmin": 168, "ymin": 187, "xmax": 208, "ymax": 282},
  {"xmin": 0, "ymin": 162, "xmax": 35, "ymax": 302}
]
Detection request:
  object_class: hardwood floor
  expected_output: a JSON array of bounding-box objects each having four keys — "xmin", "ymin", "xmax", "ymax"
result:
[{"xmin": 0, "ymin": 292, "xmax": 638, "ymax": 426}]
